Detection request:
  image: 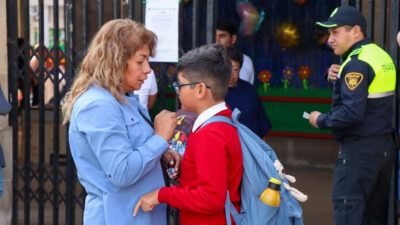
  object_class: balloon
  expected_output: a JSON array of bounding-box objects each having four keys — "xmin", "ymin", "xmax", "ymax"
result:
[
  {"xmin": 276, "ymin": 23, "xmax": 300, "ymax": 49},
  {"xmin": 294, "ymin": 0, "xmax": 307, "ymax": 5},
  {"xmin": 236, "ymin": 0, "xmax": 265, "ymax": 36}
]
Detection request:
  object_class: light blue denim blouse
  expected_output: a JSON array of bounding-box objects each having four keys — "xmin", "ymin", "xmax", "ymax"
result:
[{"xmin": 68, "ymin": 86, "xmax": 168, "ymax": 225}]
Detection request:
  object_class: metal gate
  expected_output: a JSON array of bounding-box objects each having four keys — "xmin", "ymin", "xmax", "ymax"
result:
[
  {"xmin": 7, "ymin": 0, "xmax": 85, "ymax": 224},
  {"xmin": 6, "ymin": 0, "xmax": 400, "ymax": 225},
  {"xmin": 6, "ymin": 0, "xmax": 215, "ymax": 224}
]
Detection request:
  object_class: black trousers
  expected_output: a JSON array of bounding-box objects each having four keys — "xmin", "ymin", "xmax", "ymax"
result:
[{"xmin": 332, "ymin": 134, "xmax": 396, "ymax": 225}]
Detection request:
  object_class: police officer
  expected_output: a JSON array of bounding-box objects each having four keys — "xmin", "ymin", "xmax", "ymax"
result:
[{"xmin": 309, "ymin": 6, "xmax": 396, "ymax": 225}]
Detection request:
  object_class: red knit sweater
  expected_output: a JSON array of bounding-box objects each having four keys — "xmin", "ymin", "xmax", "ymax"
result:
[{"xmin": 158, "ymin": 109, "xmax": 243, "ymax": 225}]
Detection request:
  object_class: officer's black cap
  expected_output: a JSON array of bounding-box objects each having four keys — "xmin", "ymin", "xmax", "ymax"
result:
[{"xmin": 316, "ymin": 6, "xmax": 366, "ymax": 31}]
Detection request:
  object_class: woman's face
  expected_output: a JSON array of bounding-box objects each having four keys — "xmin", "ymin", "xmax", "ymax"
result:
[{"xmin": 123, "ymin": 45, "xmax": 151, "ymax": 93}]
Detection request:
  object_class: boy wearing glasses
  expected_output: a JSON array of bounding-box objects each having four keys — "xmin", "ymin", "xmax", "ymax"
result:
[{"xmin": 134, "ymin": 44, "xmax": 243, "ymax": 225}]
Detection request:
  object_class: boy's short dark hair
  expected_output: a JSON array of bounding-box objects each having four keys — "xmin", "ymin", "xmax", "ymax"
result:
[
  {"xmin": 177, "ymin": 44, "xmax": 232, "ymax": 101},
  {"xmin": 226, "ymin": 47, "xmax": 243, "ymax": 69},
  {"xmin": 216, "ymin": 20, "xmax": 238, "ymax": 36}
]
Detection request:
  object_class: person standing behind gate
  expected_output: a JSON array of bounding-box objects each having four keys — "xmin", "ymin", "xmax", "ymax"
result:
[
  {"xmin": 62, "ymin": 19, "xmax": 180, "ymax": 225},
  {"xmin": 225, "ymin": 47, "xmax": 271, "ymax": 141},
  {"xmin": 309, "ymin": 6, "xmax": 396, "ymax": 225},
  {"xmin": 134, "ymin": 69, "xmax": 158, "ymax": 110},
  {"xmin": 216, "ymin": 20, "xmax": 255, "ymax": 84}
]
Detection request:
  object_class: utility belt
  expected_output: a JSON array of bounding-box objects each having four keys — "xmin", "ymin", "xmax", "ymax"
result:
[{"xmin": 340, "ymin": 132, "xmax": 399, "ymax": 147}]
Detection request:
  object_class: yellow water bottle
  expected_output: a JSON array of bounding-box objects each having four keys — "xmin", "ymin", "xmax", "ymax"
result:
[{"xmin": 260, "ymin": 177, "xmax": 281, "ymax": 207}]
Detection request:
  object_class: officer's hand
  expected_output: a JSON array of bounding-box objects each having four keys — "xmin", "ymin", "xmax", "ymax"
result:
[
  {"xmin": 154, "ymin": 110, "xmax": 177, "ymax": 142},
  {"xmin": 309, "ymin": 111, "xmax": 321, "ymax": 128},
  {"xmin": 328, "ymin": 64, "xmax": 340, "ymax": 81}
]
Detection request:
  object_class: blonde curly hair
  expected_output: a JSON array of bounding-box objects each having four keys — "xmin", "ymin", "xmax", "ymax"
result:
[{"xmin": 62, "ymin": 19, "xmax": 157, "ymax": 124}]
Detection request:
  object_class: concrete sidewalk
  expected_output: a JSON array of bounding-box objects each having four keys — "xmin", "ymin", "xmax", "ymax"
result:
[{"xmin": 288, "ymin": 167, "xmax": 334, "ymax": 225}]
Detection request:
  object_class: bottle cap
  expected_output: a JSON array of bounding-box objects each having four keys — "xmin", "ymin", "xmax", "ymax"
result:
[
  {"xmin": 269, "ymin": 177, "xmax": 282, "ymax": 185},
  {"xmin": 268, "ymin": 177, "xmax": 281, "ymax": 191}
]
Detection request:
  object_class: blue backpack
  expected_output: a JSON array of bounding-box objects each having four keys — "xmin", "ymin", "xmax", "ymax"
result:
[{"xmin": 203, "ymin": 109, "xmax": 303, "ymax": 225}]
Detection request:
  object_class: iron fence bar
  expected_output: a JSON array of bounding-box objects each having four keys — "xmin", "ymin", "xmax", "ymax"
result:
[
  {"xmin": 389, "ymin": 0, "xmax": 399, "ymax": 66},
  {"xmin": 159, "ymin": 63, "xmax": 167, "ymax": 110},
  {"xmin": 178, "ymin": 1, "xmax": 182, "ymax": 55},
  {"xmin": 341, "ymin": 0, "xmax": 349, "ymax": 6},
  {"xmin": 379, "ymin": 0, "xmax": 387, "ymax": 48},
  {"xmin": 23, "ymin": 0, "xmax": 32, "ymax": 223},
  {"xmin": 141, "ymin": 0, "xmax": 145, "ymax": 22},
  {"xmin": 52, "ymin": 0, "xmax": 60, "ymax": 224},
  {"xmin": 38, "ymin": 1, "xmax": 46, "ymax": 224},
  {"xmin": 98, "ymin": 0, "xmax": 104, "ymax": 29},
  {"xmin": 113, "ymin": 0, "xmax": 120, "ymax": 19},
  {"xmin": 7, "ymin": 0, "xmax": 20, "ymax": 224},
  {"xmin": 356, "ymin": 0, "xmax": 362, "ymax": 10},
  {"xmin": 129, "ymin": 0, "xmax": 134, "ymax": 19},
  {"xmin": 367, "ymin": 0, "xmax": 375, "ymax": 41},
  {"xmin": 65, "ymin": 126, "xmax": 73, "ymax": 225},
  {"xmin": 206, "ymin": 0, "xmax": 216, "ymax": 44},
  {"xmin": 22, "ymin": 1, "xmax": 32, "ymax": 224},
  {"xmin": 83, "ymin": 0, "xmax": 89, "ymax": 51},
  {"xmin": 65, "ymin": 0, "xmax": 75, "ymax": 224},
  {"xmin": 192, "ymin": 0, "xmax": 199, "ymax": 49}
]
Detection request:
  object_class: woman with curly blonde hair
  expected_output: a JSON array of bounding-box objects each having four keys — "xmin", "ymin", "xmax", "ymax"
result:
[{"xmin": 62, "ymin": 19, "xmax": 179, "ymax": 225}]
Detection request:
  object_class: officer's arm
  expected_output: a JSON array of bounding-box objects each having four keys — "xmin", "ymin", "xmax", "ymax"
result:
[{"xmin": 317, "ymin": 61, "xmax": 371, "ymax": 129}]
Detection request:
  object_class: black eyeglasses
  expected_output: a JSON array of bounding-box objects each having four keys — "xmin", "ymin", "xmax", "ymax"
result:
[{"xmin": 172, "ymin": 81, "xmax": 210, "ymax": 95}]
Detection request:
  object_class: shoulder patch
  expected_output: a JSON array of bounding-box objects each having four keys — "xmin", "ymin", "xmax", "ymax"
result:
[{"xmin": 344, "ymin": 72, "xmax": 363, "ymax": 90}]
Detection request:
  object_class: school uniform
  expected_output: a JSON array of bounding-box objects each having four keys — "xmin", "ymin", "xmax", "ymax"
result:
[{"xmin": 158, "ymin": 103, "xmax": 243, "ymax": 225}]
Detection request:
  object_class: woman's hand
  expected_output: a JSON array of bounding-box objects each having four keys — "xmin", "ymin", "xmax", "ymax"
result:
[
  {"xmin": 133, "ymin": 189, "xmax": 160, "ymax": 216},
  {"xmin": 162, "ymin": 150, "xmax": 182, "ymax": 180},
  {"xmin": 154, "ymin": 110, "xmax": 177, "ymax": 141}
]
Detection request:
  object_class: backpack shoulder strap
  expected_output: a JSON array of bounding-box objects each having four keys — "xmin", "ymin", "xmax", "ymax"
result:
[{"xmin": 200, "ymin": 115, "xmax": 235, "ymax": 128}]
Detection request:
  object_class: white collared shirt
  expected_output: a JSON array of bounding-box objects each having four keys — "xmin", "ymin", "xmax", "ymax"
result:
[
  {"xmin": 192, "ymin": 102, "xmax": 228, "ymax": 132},
  {"xmin": 134, "ymin": 70, "xmax": 158, "ymax": 108}
]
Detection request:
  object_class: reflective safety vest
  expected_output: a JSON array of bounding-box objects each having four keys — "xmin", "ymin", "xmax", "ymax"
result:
[{"xmin": 339, "ymin": 43, "xmax": 396, "ymax": 98}]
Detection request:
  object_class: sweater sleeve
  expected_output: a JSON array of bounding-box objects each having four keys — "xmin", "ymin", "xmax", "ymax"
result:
[{"xmin": 158, "ymin": 129, "xmax": 229, "ymax": 213}]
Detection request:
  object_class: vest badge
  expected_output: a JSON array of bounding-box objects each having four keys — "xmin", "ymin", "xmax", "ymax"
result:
[{"xmin": 344, "ymin": 72, "xmax": 363, "ymax": 90}]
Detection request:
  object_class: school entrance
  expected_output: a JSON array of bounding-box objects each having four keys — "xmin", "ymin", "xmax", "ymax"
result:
[{"xmin": 4, "ymin": 0, "xmax": 400, "ymax": 224}]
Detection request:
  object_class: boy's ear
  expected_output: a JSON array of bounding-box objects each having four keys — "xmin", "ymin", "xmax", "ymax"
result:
[{"xmin": 195, "ymin": 83, "xmax": 209, "ymax": 100}]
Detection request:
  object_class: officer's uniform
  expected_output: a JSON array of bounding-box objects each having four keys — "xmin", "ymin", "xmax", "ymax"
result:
[{"xmin": 316, "ymin": 6, "xmax": 397, "ymax": 225}]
